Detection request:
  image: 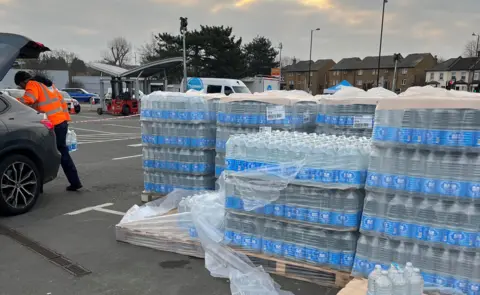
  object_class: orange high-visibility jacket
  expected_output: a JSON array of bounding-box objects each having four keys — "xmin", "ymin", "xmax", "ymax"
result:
[{"xmin": 18, "ymin": 80, "xmax": 71, "ymax": 126}]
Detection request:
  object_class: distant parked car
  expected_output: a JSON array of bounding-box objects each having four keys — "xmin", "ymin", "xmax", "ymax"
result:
[
  {"xmin": 61, "ymin": 88, "xmax": 100, "ymax": 103},
  {"xmin": 0, "ymin": 32, "xmax": 61, "ymax": 215},
  {"xmin": 59, "ymin": 91, "xmax": 81, "ymax": 113}
]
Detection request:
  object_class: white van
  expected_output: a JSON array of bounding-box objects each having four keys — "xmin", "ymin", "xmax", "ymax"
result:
[{"xmin": 181, "ymin": 77, "xmax": 251, "ymax": 95}]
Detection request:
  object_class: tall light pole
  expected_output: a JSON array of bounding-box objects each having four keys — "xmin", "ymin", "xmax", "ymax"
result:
[
  {"xmin": 308, "ymin": 28, "xmax": 320, "ymax": 93},
  {"xmin": 473, "ymin": 33, "xmax": 480, "ymax": 57},
  {"xmin": 376, "ymin": 0, "xmax": 388, "ymax": 87},
  {"xmin": 180, "ymin": 17, "xmax": 188, "ymax": 92},
  {"xmin": 278, "ymin": 43, "xmax": 283, "ymax": 87}
]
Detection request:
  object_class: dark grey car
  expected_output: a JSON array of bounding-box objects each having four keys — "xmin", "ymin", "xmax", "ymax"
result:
[{"xmin": 0, "ymin": 33, "xmax": 60, "ymax": 215}]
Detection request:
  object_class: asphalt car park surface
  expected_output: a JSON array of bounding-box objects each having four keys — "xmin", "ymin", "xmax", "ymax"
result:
[{"xmin": 0, "ymin": 108, "xmax": 337, "ymax": 295}]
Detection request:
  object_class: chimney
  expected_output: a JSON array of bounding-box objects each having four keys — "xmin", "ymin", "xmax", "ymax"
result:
[
  {"xmin": 434, "ymin": 55, "xmax": 438, "ymax": 63},
  {"xmin": 292, "ymin": 57, "xmax": 297, "ymax": 65}
]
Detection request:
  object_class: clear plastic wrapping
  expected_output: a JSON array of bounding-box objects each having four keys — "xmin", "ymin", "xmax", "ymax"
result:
[
  {"xmin": 356, "ymin": 90, "xmax": 480, "ymax": 295},
  {"xmin": 141, "ymin": 92, "xmax": 217, "ymax": 194},
  {"xmin": 225, "ymin": 131, "xmax": 371, "ymax": 189},
  {"xmin": 217, "ymin": 94, "xmax": 317, "ymax": 132},
  {"xmin": 352, "ymin": 234, "xmax": 480, "ymax": 294},
  {"xmin": 316, "ymin": 87, "xmax": 396, "ymax": 137}
]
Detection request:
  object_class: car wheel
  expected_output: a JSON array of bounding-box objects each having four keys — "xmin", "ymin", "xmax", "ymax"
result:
[
  {"xmin": 97, "ymin": 107, "xmax": 103, "ymax": 115},
  {"xmin": 0, "ymin": 155, "xmax": 41, "ymax": 216},
  {"xmin": 122, "ymin": 105, "xmax": 130, "ymax": 116},
  {"xmin": 75, "ymin": 105, "xmax": 81, "ymax": 114}
]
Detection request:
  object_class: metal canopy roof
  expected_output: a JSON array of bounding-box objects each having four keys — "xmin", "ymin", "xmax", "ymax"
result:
[
  {"xmin": 120, "ymin": 57, "xmax": 183, "ymax": 78},
  {"xmin": 88, "ymin": 62, "xmax": 128, "ymax": 77}
]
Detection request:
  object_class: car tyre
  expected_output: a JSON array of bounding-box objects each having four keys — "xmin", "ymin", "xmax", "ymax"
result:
[
  {"xmin": 0, "ymin": 154, "xmax": 41, "ymax": 216},
  {"xmin": 75, "ymin": 105, "xmax": 81, "ymax": 114},
  {"xmin": 97, "ymin": 107, "xmax": 103, "ymax": 115},
  {"xmin": 122, "ymin": 105, "xmax": 130, "ymax": 116}
]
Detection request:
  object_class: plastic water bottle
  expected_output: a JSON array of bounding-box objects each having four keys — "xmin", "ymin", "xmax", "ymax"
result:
[
  {"xmin": 468, "ymin": 252, "xmax": 480, "ymax": 295},
  {"xmin": 70, "ymin": 130, "xmax": 78, "ymax": 151},
  {"xmin": 375, "ymin": 270, "xmax": 393, "ymax": 295},
  {"xmin": 368, "ymin": 264, "xmax": 383, "ymax": 295},
  {"xmin": 409, "ymin": 268, "xmax": 424, "ymax": 295},
  {"xmin": 393, "ymin": 269, "xmax": 408, "ymax": 295},
  {"xmin": 66, "ymin": 129, "xmax": 73, "ymax": 152},
  {"xmin": 404, "ymin": 262, "xmax": 414, "ymax": 279}
]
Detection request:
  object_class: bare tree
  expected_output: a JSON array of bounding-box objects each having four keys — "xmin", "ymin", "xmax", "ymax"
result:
[
  {"xmin": 138, "ymin": 34, "xmax": 158, "ymax": 64},
  {"xmin": 103, "ymin": 37, "xmax": 132, "ymax": 67},
  {"xmin": 463, "ymin": 40, "xmax": 478, "ymax": 57}
]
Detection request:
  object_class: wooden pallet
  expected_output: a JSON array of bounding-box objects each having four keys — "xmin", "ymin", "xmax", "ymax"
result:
[
  {"xmin": 234, "ymin": 248, "xmax": 352, "ymax": 288},
  {"xmin": 140, "ymin": 191, "xmax": 166, "ymax": 202}
]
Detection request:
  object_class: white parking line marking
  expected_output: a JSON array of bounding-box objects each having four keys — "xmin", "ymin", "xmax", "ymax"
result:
[
  {"xmin": 112, "ymin": 154, "xmax": 143, "ymax": 160},
  {"xmin": 78, "ymin": 137, "xmax": 141, "ymax": 145},
  {"xmin": 104, "ymin": 124, "xmax": 141, "ymax": 129},
  {"xmin": 94, "ymin": 208, "xmax": 125, "ymax": 216},
  {"xmin": 73, "ymin": 115, "xmax": 97, "ymax": 119},
  {"xmin": 70, "ymin": 127, "xmax": 117, "ymax": 134},
  {"xmin": 65, "ymin": 203, "xmax": 125, "ymax": 216},
  {"xmin": 128, "ymin": 143, "xmax": 143, "ymax": 147}
]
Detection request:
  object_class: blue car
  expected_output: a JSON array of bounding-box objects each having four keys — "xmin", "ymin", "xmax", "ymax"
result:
[{"xmin": 61, "ymin": 88, "xmax": 100, "ymax": 104}]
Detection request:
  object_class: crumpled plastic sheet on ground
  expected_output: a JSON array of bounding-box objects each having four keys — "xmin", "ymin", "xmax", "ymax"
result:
[
  {"xmin": 117, "ymin": 180, "xmax": 294, "ymax": 295},
  {"xmin": 189, "ymin": 175, "xmax": 294, "ymax": 295}
]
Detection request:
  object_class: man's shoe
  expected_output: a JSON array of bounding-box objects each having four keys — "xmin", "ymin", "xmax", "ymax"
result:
[{"xmin": 66, "ymin": 184, "xmax": 83, "ymax": 192}]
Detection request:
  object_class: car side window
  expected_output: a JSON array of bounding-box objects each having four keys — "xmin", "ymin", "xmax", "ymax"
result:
[
  {"xmin": 0, "ymin": 97, "xmax": 9, "ymax": 113},
  {"xmin": 206, "ymin": 85, "xmax": 222, "ymax": 93},
  {"xmin": 224, "ymin": 86, "xmax": 233, "ymax": 96}
]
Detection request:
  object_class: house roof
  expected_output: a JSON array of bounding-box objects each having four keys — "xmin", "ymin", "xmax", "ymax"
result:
[
  {"xmin": 359, "ymin": 55, "xmax": 401, "ymax": 69},
  {"xmin": 427, "ymin": 58, "xmax": 459, "ymax": 71},
  {"xmin": 284, "ymin": 59, "xmax": 334, "ymax": 72},
  {"xmin": 450, "ymin": 57, "xmax": 480, "ymax": 71},
  {"xmin": 397, "ymin": 53, "xmax": 433, "ymax": 68},
  {"xmin": 330, "ymin": 57, "xmax": 362, "ymax": 70}
]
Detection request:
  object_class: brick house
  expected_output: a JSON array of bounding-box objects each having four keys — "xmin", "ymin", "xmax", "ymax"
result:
[
  {"xmin": 328, "ymin": 53, "xmax": 437, "ymax": 92},
  {"xmin": 283, "ymin": 59, "xmax": 336, "ymax": 95}
]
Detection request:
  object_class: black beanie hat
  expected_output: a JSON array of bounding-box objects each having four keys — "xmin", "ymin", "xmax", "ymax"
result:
[{"xmin": 14, "ymin": 71, "xmax": 32, "ymax": 85}]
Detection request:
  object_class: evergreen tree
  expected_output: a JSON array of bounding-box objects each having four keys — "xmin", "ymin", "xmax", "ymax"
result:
[{"xmin": 243, "ymin": 36, "xmax": 278, "ymax": 77}]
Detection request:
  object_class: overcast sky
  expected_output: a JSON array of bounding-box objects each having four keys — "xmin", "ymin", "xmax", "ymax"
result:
[{"xmin": 1, "ymin": 0, "xmax": 479, "ymax": 64}]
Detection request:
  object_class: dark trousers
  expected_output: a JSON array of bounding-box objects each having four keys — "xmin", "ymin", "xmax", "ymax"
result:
[{"xmin": 54, "ymin": 121, "xmax": 81, "ymax": 186}]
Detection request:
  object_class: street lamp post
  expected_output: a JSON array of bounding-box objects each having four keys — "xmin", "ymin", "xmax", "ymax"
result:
[
  {"xmin": 376, "ymin": 0, "xmax": 388, "ymax": 87},
  {"xmin": 278, "ymin": 42, "xmax": 283, "ymax": 85},
  {"xmin": 473, "ymin": 33, "xmax": 480, "ymax": 57},
  {"xmin": 308, "ymin": 28, "xmax": 320, "ymax": 93},
  {"xmin": 180, "ymin": 17, "xmax": 188, "ymax": 92}
]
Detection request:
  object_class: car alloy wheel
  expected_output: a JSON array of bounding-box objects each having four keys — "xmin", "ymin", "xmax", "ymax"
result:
[{"xmin": 1, "ymin": 162, "xmax": 37, "ymax": 209}]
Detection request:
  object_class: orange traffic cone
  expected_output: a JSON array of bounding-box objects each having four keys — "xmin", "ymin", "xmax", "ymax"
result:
[{"xmin": 70, "ymin": 102, "xmax": 75, "ymax": 114}]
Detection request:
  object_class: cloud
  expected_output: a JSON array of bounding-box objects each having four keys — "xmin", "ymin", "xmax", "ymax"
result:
[{"xmin": 0, "ymin": 0, "xmax": 478, "ymax": 64}]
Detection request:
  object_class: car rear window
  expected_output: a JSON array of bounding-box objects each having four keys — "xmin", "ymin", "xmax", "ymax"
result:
[{"xmin": 0, "ymin": 98, "xmax": 8, "ymax": 113}]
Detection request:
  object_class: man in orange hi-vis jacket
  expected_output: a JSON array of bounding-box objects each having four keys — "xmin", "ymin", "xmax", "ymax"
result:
[{"xmin": 14, "ymin": 71, "xmax": 82, "ymax": 191}]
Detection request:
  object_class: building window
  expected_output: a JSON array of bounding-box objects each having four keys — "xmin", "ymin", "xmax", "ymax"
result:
[
  {"xmin": 288, "ymin": 73, "xmax": 293, "ymax": 77},
  {"xmin": 475, "ymin": 72, "xmax": 480, "ymax": 80},
  {"xmin": 384, "ymin": 69, "xmax": 388, "ymax": 73},
  {"xmin": 372, "ymin": 69, "xmax": 377, "ymax": 75},
  {"xmin": 289, "ymin": 81, "xmax": 294, "ymax": 85},
  {"xmin": 335, "ymin": 80, "xmax": 339, "ymax": 85},
  {"xmin": 429, "ymin": 72, "xmax": 434, "ymax": 80},
  {"xmin": 401, "ymin": 79, "xmax": 407, "ymax": 86},
  {"xmin": 461, "ymin": 72, "xmax": 466, "ymax": 80},
  {"xmin": 439, "ymin": 73, "xmax": 444, "ymax": 80},
  {"xmin": 401, "ymin": 68, "xmax": 408, "ymax": 75},
  {"xmin": 356, "ymin": 80, "xmax": 363, "ymax": 86},
  {"xmin": 310, "ymin": 72, "xmax": 313, "ymax": 77},
  {"xmin": 451, "ymin": 72, "xmax": 456, "ymax": 80},
  {"xmin": 357, "ymin": 70, "xmax": 363, "ymax": 76}
]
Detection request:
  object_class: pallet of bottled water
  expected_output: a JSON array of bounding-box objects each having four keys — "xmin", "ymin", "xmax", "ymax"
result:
[
  {"xmin": 140, "ymin": 92, "xmax": 218, "ymax": 195},
  {"xmin": 316, "ymin": 87, "xmax": 396, "ymax": 137},
  {"xmin": 225, "ymin": 131, "xmax": 371, "ymax": 189},
  {"xmin": 355, "ymin": 91, "xmax": 480, "ymax": 295},
  {"xmin": 217, "ymin": 94, "xmax": 317, "ymax": 132}
]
